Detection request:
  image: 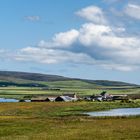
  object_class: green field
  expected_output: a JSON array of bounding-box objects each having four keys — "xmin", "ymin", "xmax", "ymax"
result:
[
  {"xmin": 0, "ymin": 101, "xmax": 140, "ymax": 140},
  {"xmin": 0, "ymin": 71, "xmax": 139, "ymax": 99},
  {"xmin": 0, "ymin": 86, "xmax": 140, "ymax": 99}
]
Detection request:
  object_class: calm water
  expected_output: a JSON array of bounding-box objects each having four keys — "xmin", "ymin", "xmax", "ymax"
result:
[
  {"xmin": 85, "ymin": 108, "xmax": 140, "ymax": 117},
  {"xmin": 0, "ymin": 98, "xmax": 31, "ymax": 102},
  {"xmin": 0, "ymin": 98, "xmax": 19, "ymax": 102}
]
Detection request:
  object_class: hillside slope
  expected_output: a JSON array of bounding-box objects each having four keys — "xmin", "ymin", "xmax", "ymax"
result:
[{"xmin": 0, "ymin": 71, "xmax": 138, "ymax": 88}]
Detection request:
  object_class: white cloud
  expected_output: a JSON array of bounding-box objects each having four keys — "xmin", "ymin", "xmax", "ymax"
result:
[
  {"xmin": 15, "ymin": 47, "xmax": 94, "ymax": 65},
  {"xmin": 25, "ymin": 16, "xmax": 40, "ymax": 21},
  {"xmin": 39, "ymin": 29, "xmax": 79, "ymax": 48},
  {"xmin": 4, "ymin": 4, "xmax": 140, "ymax": 72},
  {"xmin": 79, "ymin": 23, "xmax": 112, "ymax": 46},
  {"xmin": 124, "ymin": 4, "xmax": 140, "ymax": 20},
  {"xmin": 80, "ymin": 23, "xmax": 140, "ymax": 63},
  {"xmin": 52, "ymin": 29, "xmax": 79, "ymax": 47},
  {"xmin": 79, "ymin": 23, "xmax": 140, "ymax": 51},
  {"xmin": 15, "ymin": 21, "xmax": 140, "ymax": 71},
  {"xmin": 76, "ymin": 6, "xmax": 107, "ymax": 24}
]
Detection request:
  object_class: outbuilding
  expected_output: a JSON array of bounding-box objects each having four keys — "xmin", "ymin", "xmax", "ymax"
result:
[
  {"xmin": 55, "ymin": 96, "xmax": 73, "ymax": 102},
  {"xmin": 46, "ymin": 97, "xmax": 55, "ymax": 102},
  {"xmin": 31, "ymin": 97, "xmax": 48, "ymax": 102}
]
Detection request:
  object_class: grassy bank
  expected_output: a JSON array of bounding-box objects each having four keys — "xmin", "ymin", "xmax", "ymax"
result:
[
  {"xmin": 0, "ymin": 117, "xmax": 140, "ymax": 140},
  {"xmin": 0, "ymin": 101, "xmax": 140, "ymax": 140}
]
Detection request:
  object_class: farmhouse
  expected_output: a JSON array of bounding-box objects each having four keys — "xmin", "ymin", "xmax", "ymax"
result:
[
  {"xmin": 89, "ymin": 91, "xmax": 113, "ymax": 101},
  {"xmin": 63, "ymin": 93, "xmax": 78, "ymax": 101},
  {"xmin": 100, "ymin": 91, "xmax": 113, "ymax": 101},
  {"xmin": 55, "ymin": 96, "xmax": 74, "ymax": 102}
]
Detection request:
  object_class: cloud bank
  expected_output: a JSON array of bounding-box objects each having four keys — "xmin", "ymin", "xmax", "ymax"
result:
[{"xmin": 3, "ymin": 2, "xmax": 140, "ymax": 72}]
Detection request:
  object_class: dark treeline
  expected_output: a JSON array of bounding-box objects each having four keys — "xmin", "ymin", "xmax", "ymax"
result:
[{"xmin": 0, "ymin": 82, "xmax": 46, "ymax": 87}]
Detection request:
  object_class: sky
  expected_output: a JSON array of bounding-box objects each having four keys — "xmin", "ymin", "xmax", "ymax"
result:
[{"xmin": 0, "ymin": 0, "xmax": 140, "ymax": 84}]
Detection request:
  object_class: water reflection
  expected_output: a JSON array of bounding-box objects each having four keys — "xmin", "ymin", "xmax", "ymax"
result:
[
  {"xmin": 0, "ymin": 98, "xmax": 30, "ymax": 102},
  {"xmin": 85, "ymin": 108, "xmax": 140, "ymax": 117}
]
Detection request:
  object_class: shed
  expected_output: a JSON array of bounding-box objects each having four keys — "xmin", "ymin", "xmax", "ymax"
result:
[
  {"xmin": 94, "ymin": 95, "xmax": 103, "ymax": 101},
  {"xmin": 31, "ymin": 97, "xmax": 48, "ymax": 102},
  {"xmin": 55, "ymin": 96, "xmax": 73, "ymax": 102},
  {"xmin": 112, "ymin": 95, "xmax": 128, "ymax": 100},
  {"xmin": 46, "ymin": 97, "xmax": 55, "ymax": 102}
]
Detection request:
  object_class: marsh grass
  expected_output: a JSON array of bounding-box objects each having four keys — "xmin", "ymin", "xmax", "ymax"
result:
[{"xmin": 0, "ymin": 101, "xmax": 139, "ymax": 139}]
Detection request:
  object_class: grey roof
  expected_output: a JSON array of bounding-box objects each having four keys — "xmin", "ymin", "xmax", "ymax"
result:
[
  {"xmin": 46, "ymin": 97, "xmax": 55, "ymax": 101},
  {"xmin": 63, "ymin": 93, "xmax": 76, "ymax": 97},
  {"xmin": 61, "ymin": 96, "xmax": 73, "ymax": 101},
  {"xmin": 31, "ymin": 96, "xmax": 57, "ymax": 101},
  {"xmin": 55, "ymin": 96, "xmax": 73, "ymax": 102}
]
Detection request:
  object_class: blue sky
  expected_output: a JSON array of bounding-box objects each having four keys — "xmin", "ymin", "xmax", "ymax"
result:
[{"xmin": 0, "ymin": 0, "xmax": 140, "ymax": 84}]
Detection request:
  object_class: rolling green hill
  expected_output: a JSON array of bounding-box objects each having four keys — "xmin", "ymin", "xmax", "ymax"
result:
[{"xmin": 0, "ymin": 71, "xmax": 138, "ymax": 88}]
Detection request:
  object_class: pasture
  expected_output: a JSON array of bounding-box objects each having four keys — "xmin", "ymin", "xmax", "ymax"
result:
[
  {"xmin": 0, "ymin": 86, "xmax": 140, "ymax": 99},
  {"xmin": 0, "ymin": 101, "xmax": 140, "ymax": 140}
]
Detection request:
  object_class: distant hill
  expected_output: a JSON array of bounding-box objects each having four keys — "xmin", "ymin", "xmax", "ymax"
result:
[
  {"xmin": 0, "ymin": 71, "xmax": 138, "ymax": 88},
  {"xmin": 0, "ymin": 71, "xmax": 70, "ymax": 82}
]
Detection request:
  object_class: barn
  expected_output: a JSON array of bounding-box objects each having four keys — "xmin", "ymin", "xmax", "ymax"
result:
[
  {"xmin": 31, "ymin": 97, "xmax": 48, "ymax": 102},
  {"xmin": 31, "ymin": 96, "xmax": 56, "ymax": 102},
  {"xmin": 55, "ymin": 96, "xmax": 73, "ymax": 102}
]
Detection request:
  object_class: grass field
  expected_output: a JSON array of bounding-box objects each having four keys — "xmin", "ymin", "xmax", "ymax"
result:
[
  {"xmin": 0, "ymin": 86, "xmax": 140, "ymax": 99},
  {"xmin": 0, "ymin": 101, "xmax": 140, "ymax": 140}
]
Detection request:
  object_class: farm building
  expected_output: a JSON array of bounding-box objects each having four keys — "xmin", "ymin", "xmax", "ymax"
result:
[
  {"xmin": 46, "ymin": 97, "xmax": 55, "ymax": 102},
  {"xmin": 89, "ymin": 91, "xmax": 113, "ymax": 101},
  {"xmin": 89, "ymin": 94, "xmax": 103, "ymax": 101},
  {"xmin": 31, "ymin": 96, "xmax": 56, "ymax": 102},
  {"xmin": 84, "ymin": 96, "xmax": 92, "ymax": 101},
  {"xmin": 63, "ymin": 93, "xmax": 77, "ymax": 98},
  {"xmin": 94, "ymin": 95, "xmax": 103, "ymax": 101},
  {"xmin": 55, "ymin": 96, "xmax": 74, "ymax": 102},
  {"xmin": 111, "ymin": 94, "xmax": 128, "ymax": 100},
  {"xmin": 63, "ymin": 93, "xmax": 78, "ymax": 101},
  {"xmin": 31, "ymin": 97, "xmax": 48, "ymax": 102},
  {"xmin": 100, "ymin": 91, "xmax": 113, "ymax": 101}
]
